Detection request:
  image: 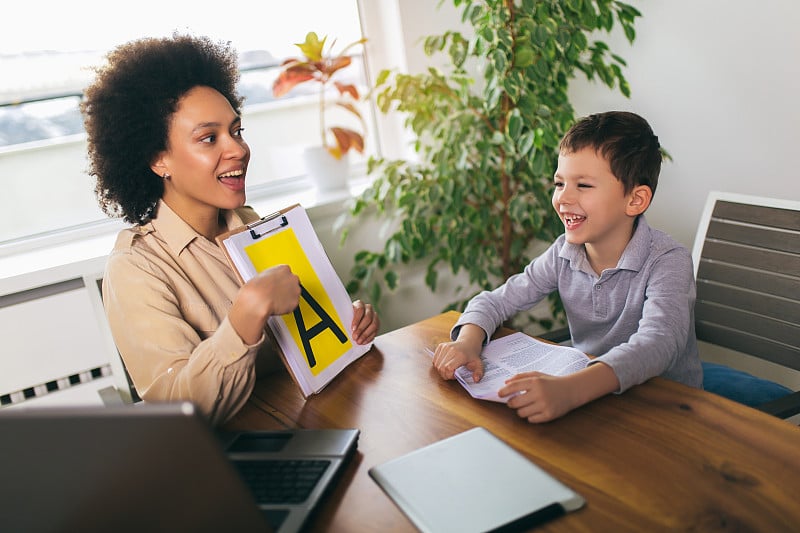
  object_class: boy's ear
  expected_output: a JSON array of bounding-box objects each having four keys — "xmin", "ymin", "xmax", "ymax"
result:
[{"xmin": 626, "ymin": 185, "xmax": 652, "ymax": 216}]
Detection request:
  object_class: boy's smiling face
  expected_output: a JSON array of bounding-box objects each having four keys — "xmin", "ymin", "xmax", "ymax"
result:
[{"xmin": 553, "ymin": 147, "xmax": 650, "ymax": 271}]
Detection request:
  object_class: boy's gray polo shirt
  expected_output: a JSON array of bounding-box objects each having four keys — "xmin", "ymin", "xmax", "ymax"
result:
[{"xmin": 454, "ymin": 216, "xmax": 703, "ymax": 392}]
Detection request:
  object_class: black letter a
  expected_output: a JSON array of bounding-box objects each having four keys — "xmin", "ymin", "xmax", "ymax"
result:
[{"xmin": 293, "ymin": 284, "xmax": 348, "ymax": 368}]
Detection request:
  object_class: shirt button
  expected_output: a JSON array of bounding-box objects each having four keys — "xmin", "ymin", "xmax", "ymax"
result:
[{"xmin": 595, "ymin": 284, "xmax": 602, "ymax": 291}]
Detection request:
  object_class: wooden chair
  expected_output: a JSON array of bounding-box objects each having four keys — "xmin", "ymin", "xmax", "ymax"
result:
[{"xmin": 691, "ymin": 191, "xmax": 800, "ymax": 418}]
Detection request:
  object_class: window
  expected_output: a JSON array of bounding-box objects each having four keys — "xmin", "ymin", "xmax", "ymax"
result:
[{"xmin": 0, "ymin": 1, "xmax": 380, "ymax": 248}]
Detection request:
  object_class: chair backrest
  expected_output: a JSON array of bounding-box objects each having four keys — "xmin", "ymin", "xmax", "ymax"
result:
[
  {"xmin": 82, "ymin": 271, "xmax": 141, "ymax": 404},
  {"xmin": 691, "ymin": 192, "xmax": 800, "ymax": 372}
]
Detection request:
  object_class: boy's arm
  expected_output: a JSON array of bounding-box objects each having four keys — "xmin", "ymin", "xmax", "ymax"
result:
[
  {"xmin": 453, "ymin": 240, "xmax": 562, "ymax": 342},
  {"xmin": 590, "ymin": 247, "xmax": 697, "ymax": 392},
  {"xmin": 499, "ymin": 362, "xmax": 620, "ymax": 423},
  {"xmin": 433, "ymin": 323, "xmax": 486, "ymax": 381},
  {"xmin": 563, "ymin": 362, "xmax": 621, "ymax": 402}
]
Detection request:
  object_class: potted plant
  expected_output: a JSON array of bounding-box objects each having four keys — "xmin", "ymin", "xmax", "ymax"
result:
[
  {"xmin": 339, "ymin": 0, "xmax": 642, "ymax": 332},
  {"xmin": 273, "ymin": 31, "xmax": 367, "ymax": 191}
]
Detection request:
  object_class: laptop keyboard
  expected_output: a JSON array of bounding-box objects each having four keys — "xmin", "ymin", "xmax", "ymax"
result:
[{"xmin": 234, "ymin": 459, "xmax": 332, "ymax": 504}]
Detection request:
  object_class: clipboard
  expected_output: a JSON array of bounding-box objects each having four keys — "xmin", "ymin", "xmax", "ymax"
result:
[{"xmin": 216, "ymin": 204, "xmax": 371, "ymax": 397}]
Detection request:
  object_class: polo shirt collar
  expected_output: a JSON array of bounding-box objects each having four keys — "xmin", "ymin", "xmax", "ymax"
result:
[
  {"xmin": 149, "ymin": 200, "xmax": 245, "ymax": 255},
  {"xmin": 617, "ymin": 215, "xmax": 651, "ymax": 271},
  {"xmin": 560, "ymin": 215, "xmax": 652, "ymax": 273}
]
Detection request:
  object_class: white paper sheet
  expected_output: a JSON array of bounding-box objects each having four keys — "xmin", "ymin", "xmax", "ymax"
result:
[{"xmin": 428, "ymin": 332, "xmax": 590, "ymax": 403}]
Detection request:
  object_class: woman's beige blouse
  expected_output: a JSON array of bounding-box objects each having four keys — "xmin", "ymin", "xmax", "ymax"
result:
[{"xmin": 102, "ymin": 200, "xmax": 280, "ymax": 426}]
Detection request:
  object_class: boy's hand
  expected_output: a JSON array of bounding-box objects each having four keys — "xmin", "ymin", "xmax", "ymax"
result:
[
  {"xmin": 500, "ymin": 363, "xmax": 620, "ymax": 423},
  {"xmin": 351, "ymin": 300, "xmax": 379, "ymax": 345},
  {"xmin": 498, "ymin": 372, "xmax": 576, "ymax": 423},
  {"xmin": 433, "ymin": 338, "xmax": 484, "ymax": 382}
]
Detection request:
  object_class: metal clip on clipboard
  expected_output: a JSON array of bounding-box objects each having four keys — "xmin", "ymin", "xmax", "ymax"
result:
[{"xmin": 247, "ymin": 211, "xmax": 288, "ymax": 239}]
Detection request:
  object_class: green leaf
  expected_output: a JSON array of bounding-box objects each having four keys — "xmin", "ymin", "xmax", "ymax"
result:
[
  {"xmin": 573, "ymin": 30, "xmax": 588, "ymax": 51},
  {"xmin": 506, "ymin": 109, "xmax": 523, "ymax": 141},
  {"xmin": 384, "ymin": 270, "xmax": 398, "ymax": 290},
  {"xmin": 375, "ymin": 69, "xmax": 391, "ymax": 87},
  {"xmin": 424, "ymin": 35, "xmax": 445, "ymax": 56},
  {"xmin": 623, "ymin": 24, "xmax": 636, "ymax": 43},
  {"xmin": 351, "ymin": 264, "xmax": 368, "ymax": 280},
  {"xmin": 515, "ymin": 45, "xmax": 535, "ymax": 68},
  {"xmin": 518, "ymin": 130, "xmax": 535, "ymax": 156},
  {"xmin": 497, "ymin": 29, "xmax": 513, "ymax": 48},
  {"xmin": 534, "ymin": 57, "xmax": 550, "ymax": 79},
  {"xmin": 618, "ymin": 3, "xmax": 643, "ymax": 21},
  {"xmin": 619, "ymin": 77, "xmax": 631, "ymax": 98},
  {"xmin": 345, "ymin": 280, "xmax": 360, "ymax": 295},
  {"xmin": 469, "ymin": 4, "xmax": 484, "ymax": 25},
  {"xmin": 425, "ymin": 268, "xmax": 438, "ymax": 291},
  {"xmin": 492, "ymin": 49, "xmax": 507, "ymax": 73},
  {"xmin": 449, "ymin": 35, "xmax": 468, "ymax": 68}
]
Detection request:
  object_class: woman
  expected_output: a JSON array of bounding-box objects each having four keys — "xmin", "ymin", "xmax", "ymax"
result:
[{"xmin": 81, "ymin": 34, "xmax": 379, "ymax": 425}]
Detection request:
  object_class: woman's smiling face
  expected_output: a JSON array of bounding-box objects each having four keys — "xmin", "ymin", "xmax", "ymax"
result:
[{"xmin": 153, "ymin": 85, "xmax": 250, "ymax": 225}]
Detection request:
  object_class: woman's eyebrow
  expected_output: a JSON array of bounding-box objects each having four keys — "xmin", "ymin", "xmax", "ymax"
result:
[
  {"xmin": 192, "ymin": 121, "xmax": 222, "ymax": 133},
  {"xmin": 192, "ymin": 116, "xmax": 241, "ymax": 132}
]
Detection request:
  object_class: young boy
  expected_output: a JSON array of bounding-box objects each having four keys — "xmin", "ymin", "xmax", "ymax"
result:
[{"xmin": 433, "ymin": 111, "xmax": 702, "ymax": 423}]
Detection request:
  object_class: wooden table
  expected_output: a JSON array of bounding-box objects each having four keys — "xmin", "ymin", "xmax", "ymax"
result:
[{"xmin": 226, "ymin": 311, "xmax": 800, "ymax": 532}]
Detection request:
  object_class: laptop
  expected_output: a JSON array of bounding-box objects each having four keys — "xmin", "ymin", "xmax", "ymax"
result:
[
  {"xmin": 0, "ymin": 402, "xmax": 359, "ymax": 533},
  {"xmin": 369, "ymin": 427, "xmax": 585, "ymax": 533}
]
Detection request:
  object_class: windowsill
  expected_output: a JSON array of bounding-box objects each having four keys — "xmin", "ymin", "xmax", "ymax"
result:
[{"xmin": 0, "ymin": 174, "xmax": 371, "ymax": 289}]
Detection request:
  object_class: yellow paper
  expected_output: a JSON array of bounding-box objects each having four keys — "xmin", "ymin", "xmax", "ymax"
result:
[{"xmin": 245, "ymin": 228, "xmax": 352, "ymax": 376}]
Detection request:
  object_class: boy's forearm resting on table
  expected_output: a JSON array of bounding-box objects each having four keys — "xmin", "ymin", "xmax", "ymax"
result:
[
  {"xmin": 500, "ymin": 362, "xmax": 620, "ymax": 423},
  {"xmin": 566, "ymin": 362, "xmax": 621, "ymax": 405}
]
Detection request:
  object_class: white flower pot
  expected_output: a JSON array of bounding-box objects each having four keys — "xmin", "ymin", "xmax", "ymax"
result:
[{"xmin": 302, "ymin": 146, "xmax": 350, "ymax": 192}]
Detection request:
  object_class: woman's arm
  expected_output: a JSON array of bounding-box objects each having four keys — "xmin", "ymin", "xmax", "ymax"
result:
[{"xmin": 103, "ymin": 254, "xmax": 298, "ymax": 425}]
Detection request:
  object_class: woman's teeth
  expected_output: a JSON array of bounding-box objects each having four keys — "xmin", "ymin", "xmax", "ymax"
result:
[{"xmin": 218, "ymin": 169, "xmax": 243, "ymax": 179}]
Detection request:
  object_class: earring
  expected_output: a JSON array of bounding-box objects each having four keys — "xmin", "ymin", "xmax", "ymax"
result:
[{"xmin": 162, "ymin": 173, "xmax": 171, "ymax": 180}]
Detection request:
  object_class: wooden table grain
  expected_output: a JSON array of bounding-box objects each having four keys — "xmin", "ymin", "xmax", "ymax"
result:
[{"xmin": 226, "ymin": 311, "xmax": 800, "ymax": 532}]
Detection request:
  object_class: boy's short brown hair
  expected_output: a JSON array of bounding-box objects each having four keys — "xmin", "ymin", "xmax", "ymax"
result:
[{"xmin": 559, "ymin": 111, "xmax": 662, "ymax": 195}]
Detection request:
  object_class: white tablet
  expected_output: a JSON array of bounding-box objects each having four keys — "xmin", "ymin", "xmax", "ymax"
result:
[{"xmin": 369, "ymin": 427, "xmax": 585, "ymax": 533}]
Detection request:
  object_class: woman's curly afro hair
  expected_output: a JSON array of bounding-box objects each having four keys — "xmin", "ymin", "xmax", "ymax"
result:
[{"xmin": 81, "ymin": 33, "xmax": 243, "ymax": 224}]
